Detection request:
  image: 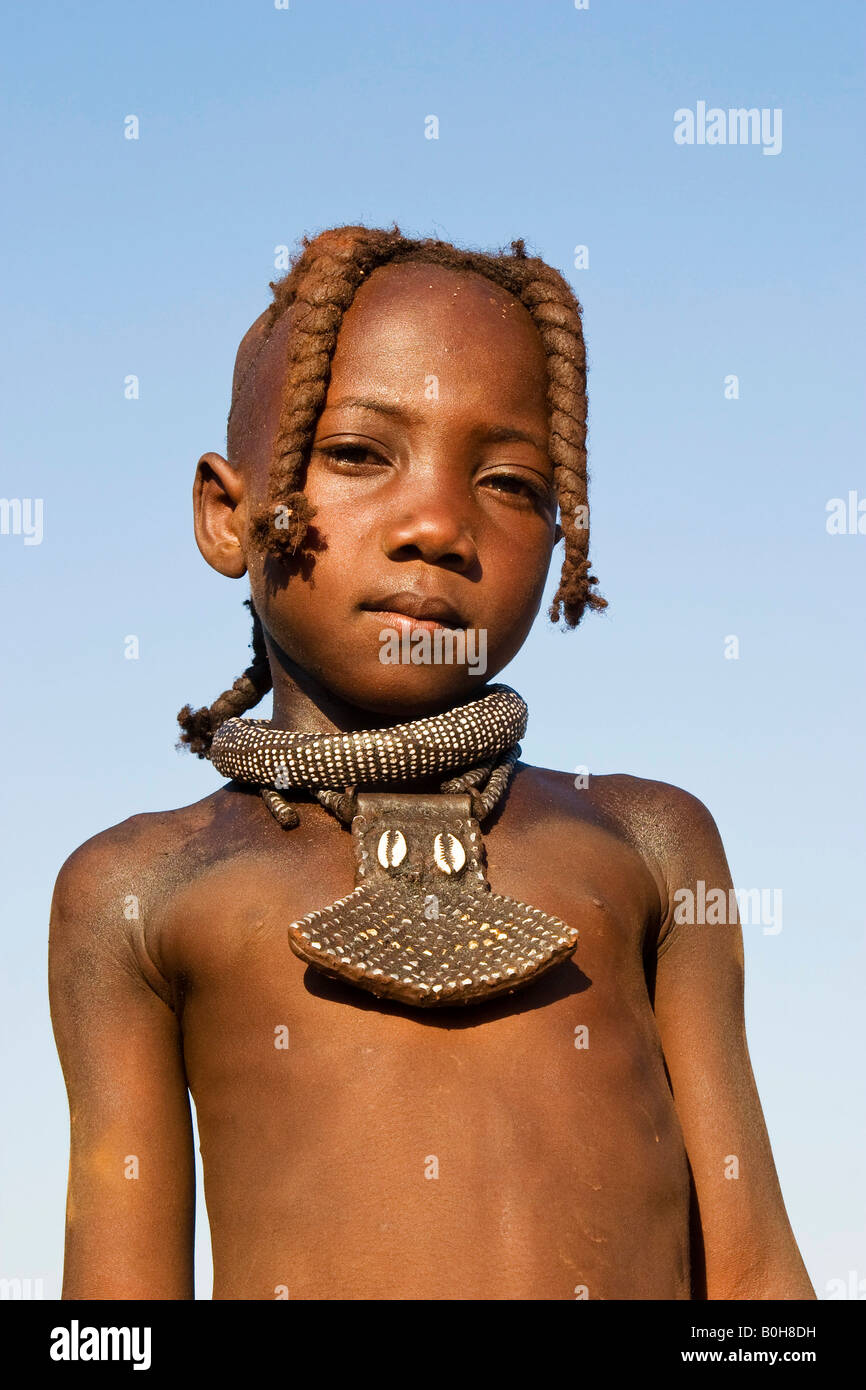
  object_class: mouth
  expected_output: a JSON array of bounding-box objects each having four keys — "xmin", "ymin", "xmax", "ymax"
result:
[{"xmin": 359, "ymin": 590, "xmax": 468, "ymax": 632}]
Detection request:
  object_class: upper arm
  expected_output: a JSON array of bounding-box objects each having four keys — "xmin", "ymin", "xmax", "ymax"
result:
[
  {"xmin": 49, "ymin": 826, "xmax": 195, "ymax": 1299},
  {"xmin": 649, "ymin": 788, "xmax": 814, "ymax": 1300}
]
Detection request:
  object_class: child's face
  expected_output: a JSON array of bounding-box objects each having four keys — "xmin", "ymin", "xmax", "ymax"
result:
[{"xmin": 241, "ymin": 263, "xmax": 558, "ymax": 717}]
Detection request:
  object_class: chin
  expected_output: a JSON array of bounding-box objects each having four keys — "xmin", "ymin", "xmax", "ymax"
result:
[{"xmin": 325, "ymin": 662, "xmax": 497, "ymax": 721}]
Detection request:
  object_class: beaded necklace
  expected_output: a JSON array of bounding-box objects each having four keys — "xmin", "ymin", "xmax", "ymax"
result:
[{"xmin": 210, "ymin": 685, "xmax": 578, "ymax": 1007}]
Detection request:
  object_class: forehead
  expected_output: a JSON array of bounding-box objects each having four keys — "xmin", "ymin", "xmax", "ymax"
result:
[
  {"xmin": 327, "ymin": 261, "xmax": 548, "ymax": 401},
  {"xmin": 233, "ymin": 261, "xmax": 549, "ymax": 470}
]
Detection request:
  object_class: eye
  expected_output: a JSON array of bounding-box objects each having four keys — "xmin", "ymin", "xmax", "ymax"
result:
[
  {"xmin": 315, "ymin": 443, "xmax": 388, "ymax": 471},
  {"xmin": 483, "ymin": 475, "xmax": 536, "ymax": 497},
  {"xmin": 479, "ymin": 472, "xmax": 551, "ymax": 506}
]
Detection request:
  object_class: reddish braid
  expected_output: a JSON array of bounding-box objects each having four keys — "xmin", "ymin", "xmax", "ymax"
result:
[
  {"xmin": 176, "ymin": 598, "xmax": 271, "ymax": 756},
  {"xmin": 178, "ymin": 224, "xmax": 605, "ymax": 756}
]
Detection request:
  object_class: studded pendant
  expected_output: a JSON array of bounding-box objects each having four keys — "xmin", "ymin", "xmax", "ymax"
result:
[{"xmin": 288, "ymin": 793, "xmax": 579, "ymax": 1007}]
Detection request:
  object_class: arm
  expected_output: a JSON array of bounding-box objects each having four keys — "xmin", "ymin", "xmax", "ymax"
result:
[
  {"xmin": 49, "ymin": 827, "xmax": 195, "ymax": 1299},
  {"xmin": 650, "ymin": 789, "xmax": 815, "ymax": 1300}
]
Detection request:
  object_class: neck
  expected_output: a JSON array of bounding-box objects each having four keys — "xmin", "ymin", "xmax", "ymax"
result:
[
  {"xmin": 267, "ymin": 641, "xmax": 369, "ymax": 735},
  {"xmin": 265, "ymin": 637, "xmax": 478, "ymax": 736}
]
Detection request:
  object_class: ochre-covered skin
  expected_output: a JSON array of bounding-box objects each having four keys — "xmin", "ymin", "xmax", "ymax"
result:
[
  {"xmin": 49, "ymin": 769, "xmax": 814, "ymax": 1300},
  {"xmin": 49, "ymin": 253, "xmax": 814, "ymax": 1300}
]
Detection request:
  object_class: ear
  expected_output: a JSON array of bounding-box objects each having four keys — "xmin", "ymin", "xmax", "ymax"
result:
[
  {"xmin": 193, "ymin": 452, "xmax": 248, "ymax": 578},
  {"xmin": 554, "ymin": 522, "xmax": 564, "ymax": 545}
]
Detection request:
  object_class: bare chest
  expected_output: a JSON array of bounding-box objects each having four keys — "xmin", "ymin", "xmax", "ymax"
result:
[{"xmin": 155, "ymin": 808, "xmax": 690, "ymax": 1297}]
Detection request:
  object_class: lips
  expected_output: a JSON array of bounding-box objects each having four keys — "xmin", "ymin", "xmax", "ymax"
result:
[{"xmin": 360, "ymin": 590, "xmax": 467, "ymax": 629}]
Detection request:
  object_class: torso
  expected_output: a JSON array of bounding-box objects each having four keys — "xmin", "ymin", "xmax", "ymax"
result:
[{"xmin": 143, "ymin": 766, "xmax": 692, "ymax": 1300}]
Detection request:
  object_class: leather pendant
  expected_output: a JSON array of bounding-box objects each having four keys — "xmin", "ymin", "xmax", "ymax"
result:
[{"xmin": 288, "ymin": 792, "xmax": 579, "ymax": 1007}]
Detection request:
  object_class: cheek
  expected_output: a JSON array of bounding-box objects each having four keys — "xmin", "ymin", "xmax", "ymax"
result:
[
  {"xmin": 482, "ymin": 520, "xmax": 554, "ymax": 612},
  {"xmin": 469, "ymin": 527, "xmax": 554, "ymax": 671},
  {"xmin": 303, "ymin": 475, "xmax": 374, "ymax": 560}
]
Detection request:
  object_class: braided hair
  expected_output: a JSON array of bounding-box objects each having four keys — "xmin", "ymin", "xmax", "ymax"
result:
[{"xmin": 178, "ymin": 224, "xmax": 605, "ymax": 756}]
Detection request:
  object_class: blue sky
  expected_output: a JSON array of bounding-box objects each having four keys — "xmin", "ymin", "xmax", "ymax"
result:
[{"xmin": 1, "ymin": 0, "xmax": 863, "ymax": 1299}]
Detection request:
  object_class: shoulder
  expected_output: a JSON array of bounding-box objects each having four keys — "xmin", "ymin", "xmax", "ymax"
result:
[
  {"xmin": 49, "ymin": 788, "xmax": 245, "ymax": 998},
  {"xmin": 515, "ymin": 763, "xmax": 719, "ymax": 842},
  {"xmin": 590, "ymin": 772, "xmax": 723, "ymax": 852},
  {"xmin": 539, "ymin": 769, "xmax": 734, "ymax": 958},
  {"xmin": 513, "ymin": 764, "xmax": 726, "ymax": 901},
  {"xmin": 52, "ymin": 792, "xmax": 223, "ymax": 910}
]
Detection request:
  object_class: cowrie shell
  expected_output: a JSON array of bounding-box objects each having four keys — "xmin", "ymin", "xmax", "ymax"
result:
[
  {"xmin": 377, "ymin": 828, "xmax": 407, "ymax": 869},
  {"xmin": 433, "ymin": 831, "xmax": 466, "ymax": 875}
]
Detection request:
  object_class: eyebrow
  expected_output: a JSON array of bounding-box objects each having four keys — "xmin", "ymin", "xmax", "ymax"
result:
[{"xmin": 326, "ymin": 395, "xmax": 548, "ymax": 452}]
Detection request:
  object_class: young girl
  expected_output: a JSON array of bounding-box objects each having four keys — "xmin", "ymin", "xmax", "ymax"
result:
[{"xmin": 49, "ymin": 225, "xmax": 814, "ymax": 1300}]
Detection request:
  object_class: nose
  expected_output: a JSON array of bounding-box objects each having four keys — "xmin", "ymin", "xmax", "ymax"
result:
[{"xmin": 381, "ymin": 472, "xmax": 479, "ymax": 572}]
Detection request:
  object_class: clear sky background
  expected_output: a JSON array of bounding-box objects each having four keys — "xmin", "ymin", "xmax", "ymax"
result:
[{"xmin": 1, "ymin": 0, "xmax": 863, "ymax": 1300}]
